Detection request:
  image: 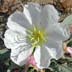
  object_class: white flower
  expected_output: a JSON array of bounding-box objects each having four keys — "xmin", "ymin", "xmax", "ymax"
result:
[{"xmin": 4, "ymin": 3, "xmax": 69, "ymax": 69}]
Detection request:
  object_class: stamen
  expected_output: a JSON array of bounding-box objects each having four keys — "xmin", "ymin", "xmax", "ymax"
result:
[{"xmin": 27, "ymin": 26, "xmax": 48, "ymax": 48}]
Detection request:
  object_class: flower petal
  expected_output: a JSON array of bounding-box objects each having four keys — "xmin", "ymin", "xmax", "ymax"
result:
[
  {"xmin": 24, "ymin": 3, "xmax": 41, "ymax": 26},
  {"xmin": 40, "ymin": 5, "xmax": 69, "ymax": 41},
  {"xmin": 40, "ymin": 5, "xmax": 59, "ymax": 28},
  {"xmin": 11, "ymin": 46, "xmax": 33, "ymax": 66},
  {"xmin": 7, "ymin": 11, "xmax": 32, "ymax": 34},
  {"xmin": 4, "ymin": 29, "xmax": 33, "ymax": 66},
  {"xmin": 4, "ymin": 29, "xmax": 27, "ymax": 49},
  {"xmin": 46, "ymin": 38, "xmax": 64, "ymax": 60},
  {"xmin": 34, "ymin": 46, "xmax": 52, "ymax": 69},
  {"xmin": 47, "ymin": 23, "xmax": 69, "ymax": 41}
]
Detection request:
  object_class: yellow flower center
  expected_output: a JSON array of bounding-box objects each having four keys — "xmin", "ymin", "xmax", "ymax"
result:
[{"xmin": 27, "ymin": 26, "xmax": 47, "ymax": 48}]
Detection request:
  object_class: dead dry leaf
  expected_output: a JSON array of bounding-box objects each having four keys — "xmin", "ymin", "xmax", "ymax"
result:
[
  {"xmin": 20, "ymin": 0, "xmax": 54, "ymax": 5},
  {"xmin": 54, "ymin": 0, "xmax": 72, "ymax": 13},
  {"xmin": 0, "ymin": 0, "xmax": 23, "ymax": 15}
]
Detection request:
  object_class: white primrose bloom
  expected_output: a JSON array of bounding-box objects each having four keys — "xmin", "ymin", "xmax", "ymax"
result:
[{"xmin": 4, "ymin": 3, "xmax": 69, "ymax": 69}]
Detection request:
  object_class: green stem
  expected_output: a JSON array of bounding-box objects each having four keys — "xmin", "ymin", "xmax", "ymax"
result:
[{"xmin": 32, "ymin": 47, "xmax": 36, "ymax": 55}]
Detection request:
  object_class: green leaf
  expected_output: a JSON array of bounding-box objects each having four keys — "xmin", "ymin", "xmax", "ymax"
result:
[
  {"xmin": 50, "ymin": 59, "xmax": 72, "ymax": 72},
  {"xmin": 67, "ymin": 40, "xmax": 72, "ymax": 47},
  {"xmin": 61, "ymin": 15, "xmax": 72, "ymax": 34},
  {"xmin": 62, "ymin": 15, "xmax": 72, "ymax": 26},
  {"xmin": 7, "ymin": 60, "xmax": 24, "ymax": 72},
  {"xmin": 27, "ymin": 67, "xmax": 36, "ymax": 72},
  {"xmin": 0, "ymin": 49, "xmax": 8, "ymax": 54},
  {"xmin": 58, "ymin": 64, "xmax": 72, "ymax": 72},
  {"xmin": 0, "ymin": 49, "xmax": 10, "ymax": 61}
]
